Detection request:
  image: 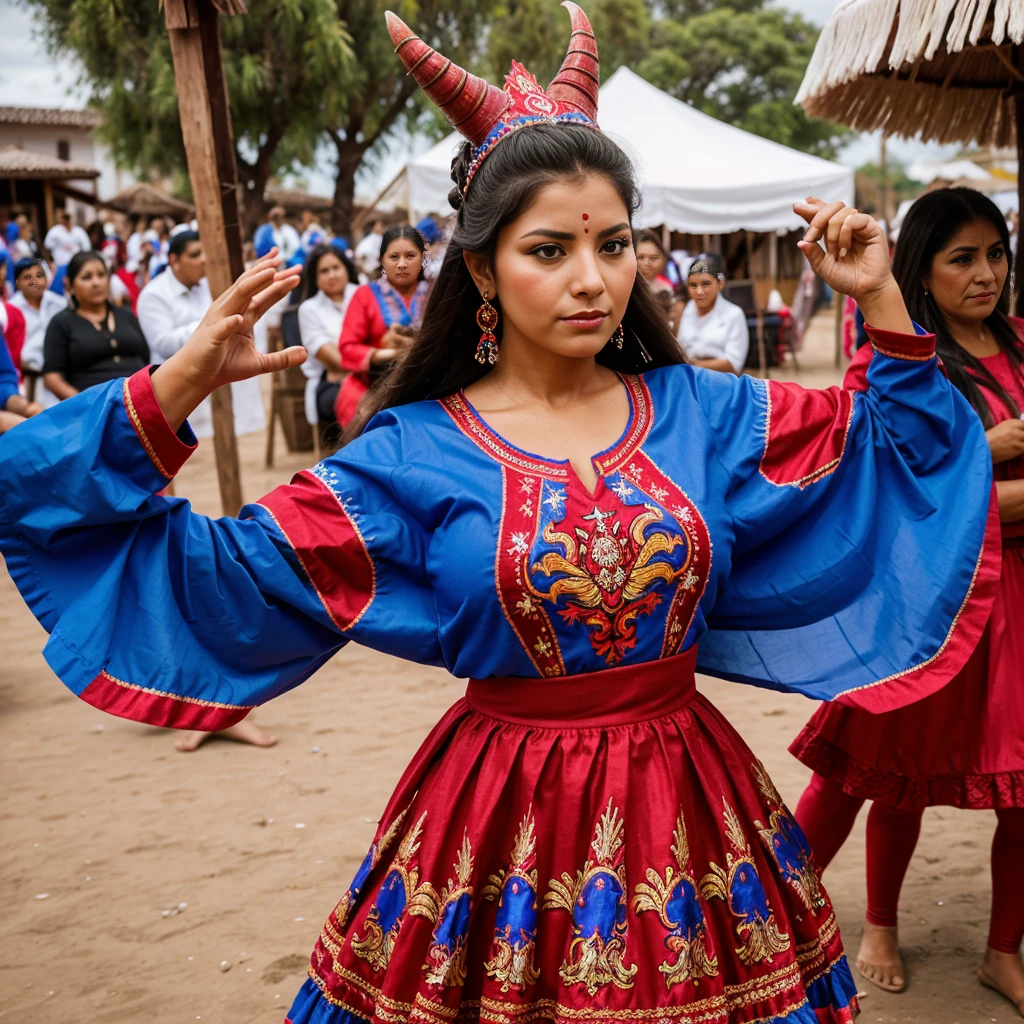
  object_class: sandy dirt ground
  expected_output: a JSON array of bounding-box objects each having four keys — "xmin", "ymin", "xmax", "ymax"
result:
[{"xmin": 0, "ymin": 312, "xmax": 1015, "ymax": 1023}]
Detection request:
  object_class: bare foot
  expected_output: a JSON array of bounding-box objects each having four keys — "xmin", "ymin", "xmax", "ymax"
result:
[
  {"xmin": 856, "ymin": 921, "xmax": 906, "ymax": 993},
  {"xmin": 978, "ymin": 947, "xmax": 1024, "ymax": 1016},
  {"xmin": 175, "ymin": 720, "xmax": 277, "ymax": 752}
]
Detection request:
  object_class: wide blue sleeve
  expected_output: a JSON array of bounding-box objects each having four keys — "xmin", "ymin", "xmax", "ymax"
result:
[
  {"xmin": 0, "ymin": 368, "xmax": 441, "ymax": 730},
  {"xmin": 693, "ymin": 324, "xmax": 999, "ymax": 711}
]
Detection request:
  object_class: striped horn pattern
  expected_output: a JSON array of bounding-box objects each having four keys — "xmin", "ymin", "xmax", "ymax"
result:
[
  {"xmin": 385, "ymin": 11, "xmax": 509, "ymax": 147},
  {"xmin": 546, "ymin": 1, "xmax": 599, "ymax": 122}
]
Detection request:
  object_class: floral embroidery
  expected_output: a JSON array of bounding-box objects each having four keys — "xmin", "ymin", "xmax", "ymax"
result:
[
  {"xmin": 419, "ymin": 831, "xmax": 476, "ymax": 988},
  {"xmin": 700, "ymin": 800, "xmax": 791, "ymax": 966},
  {"xmin": 544, "ymin": 798, "xmax": 637, "ymax": 994},
  {"xmin": 351, "ymin": 813, "xmax": 438, "ymax": 971},
  {"xmin": 481, "ymin": 808, "xmax": 541, "ymax": 992},
  {"xmin": 530, "ymin": 500, "xmax": 687, "ymax": 665},
  {"xmin": 634, "ymin": 809, "xmax": 719, "ymax": 989},
  {"xmin": 752, "ymin": 762, "xmax": 826, "ymax": 912}
]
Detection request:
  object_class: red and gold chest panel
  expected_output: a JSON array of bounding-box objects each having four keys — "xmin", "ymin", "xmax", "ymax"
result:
[{"xmin": 441, "ymin": 377, "xmax": 711, "ymax": 676}]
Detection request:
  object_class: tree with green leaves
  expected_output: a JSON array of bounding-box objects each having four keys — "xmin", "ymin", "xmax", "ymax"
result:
[
  {"xmin": 484, "ymin": 0, "xmax": 850, "ymax": 161},
  {"xmin": 22, "ymin": 0, "xmax": 353, "ymax": 234}
]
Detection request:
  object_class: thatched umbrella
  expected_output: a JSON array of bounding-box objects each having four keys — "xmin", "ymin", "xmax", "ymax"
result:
[
  {"xmin": 797, "ymin": 0, "xmax": 1024, "ymax": 305},
  {"xmin": 102, "ymin": 182, "xmax": 195, "ymax": 219}
]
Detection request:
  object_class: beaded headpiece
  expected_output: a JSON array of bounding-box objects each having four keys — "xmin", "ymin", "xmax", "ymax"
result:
[{"xmin": 385, "ymin": 2, "xmax": 600, "ymax": 197}]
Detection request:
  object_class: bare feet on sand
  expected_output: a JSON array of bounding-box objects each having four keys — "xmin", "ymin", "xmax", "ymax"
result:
[
  {"xmin": 856, "ymin": 921, "xmax": 906, "ymax": 993},
  {"xmin": 978, "ymin": 947, "xmax": 1024, "ymax": 1016},
  {"xmin": 175, "ymin": 720, "xmax": 277, "ymax": 752}
]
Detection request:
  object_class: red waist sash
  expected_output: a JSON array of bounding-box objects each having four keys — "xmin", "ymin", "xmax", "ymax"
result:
[{"xmin": 466, "ymin": 646, "xmax": 698, "ymax": 728}]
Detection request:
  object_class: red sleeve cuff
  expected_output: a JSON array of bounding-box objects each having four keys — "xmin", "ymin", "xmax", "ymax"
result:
[
  {"xmin": 865, "ymin": 325, "xmax": 936, "ymax": 361},
  {"xmin": 122, "ymin": 368, "xmax": 197, "ymax": 480}
]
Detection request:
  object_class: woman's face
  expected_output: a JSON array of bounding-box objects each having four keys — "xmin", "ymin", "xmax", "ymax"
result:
[
  {"xmin": 316, "ymin": 252, "xmax": 350, "ymax": 299},
  {"xmin": 922, "ymin": 218, "xmax": 1008, "ymax": 326},
  {"xmin": 466, "ymin": 173, "xmax": 636, "ymax": 361},
  {"xmin": 687, "ymin": 272, "xmax": 722, "ymax": 313},
  {"xmin": 381, "ymin": 238, "xmax": 423, "ymax": 289},
  {"xmin": 635, "ymin": 240, "xmax": 666, "ymax": 283},
  {"xmin": 71, "ymin": 259, "xmax": 110, "ymax": 307},
  {"xmin": 16, "ymin": 264, "xmax": 48, "ymax": 302}
]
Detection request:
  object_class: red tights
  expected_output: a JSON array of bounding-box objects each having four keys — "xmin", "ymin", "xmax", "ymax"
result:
[{"xmin": 795, "ymin": 772, "xmax": 1024, "ymax": 955}]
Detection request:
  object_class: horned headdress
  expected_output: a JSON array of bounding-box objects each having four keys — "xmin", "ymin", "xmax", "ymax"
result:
[{"xmin": 385, "ymin": 2, "xmax": 600, "ymax": 196}]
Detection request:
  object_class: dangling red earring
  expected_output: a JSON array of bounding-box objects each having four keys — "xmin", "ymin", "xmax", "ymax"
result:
[
  {"xmin": 475, "ymin": 290, "xmax": 499, "ymax": 365},
  {"xmin": 611, "ymin": 322, "xmax": 624, "ymax": 349}
]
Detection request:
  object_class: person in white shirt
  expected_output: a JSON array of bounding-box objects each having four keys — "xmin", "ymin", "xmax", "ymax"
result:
[
  {"xmin": 296, "ymin": 244, "xmax": 358, "ymax": 429},
  {"xmin": 354, "ymin": 216, "xmax": 385, "ymax": 281},
  {"xmin": 136, "ymin": 231, "xmax": 265, "ymax": 439},
  {"xmin": 266, "ymin": 206, "xmax": 302, "ymax": 265},
  {"xmin": 43, "ymin": 209, "xmax": 91, "ymax": 268},
  {"xmin": 677, "ymin": 253, "xmax": 749, "ymax": 374},
  {"xmin": 9, "ymin": 257, "xmax": 66, "ymax": 407}
]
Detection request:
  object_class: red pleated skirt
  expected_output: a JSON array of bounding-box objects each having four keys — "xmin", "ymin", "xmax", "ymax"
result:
[
  {"xmin": 289, "ymin": 650, "xmax": 859, "ymax": 1024},
  {"xmin": 791, "ymin": 544, "xmax": 1024, "ymax": 810}
]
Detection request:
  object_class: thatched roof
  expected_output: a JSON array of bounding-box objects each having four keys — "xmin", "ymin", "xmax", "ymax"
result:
[
  {"xmin": 102, "ymin": 182, "xmax": 195, "ymax": 218},
  {"xmin": 0, "ymin": 145, "xmax": 99, "ymax": 180},
  {"xmin": 264, "ymin": 186, "xmax": 333, "ymax": 213},
  {"xmin": 797, "ymin": 0, "xmax": 1024, "ymax": 147},
  {"xmin": 0, "ymin": 106, "xmax": 102, "ymax": 129}
]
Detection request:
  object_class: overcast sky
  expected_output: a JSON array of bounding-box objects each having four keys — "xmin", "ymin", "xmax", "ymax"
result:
[{"xmin": 0, "ymin": 0, "xmax": 958, "ymax": 196}]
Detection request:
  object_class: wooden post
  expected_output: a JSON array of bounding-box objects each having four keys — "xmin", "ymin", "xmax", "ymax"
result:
[
  {"xmin": 768, "ymin": 231, "xmax": 778, "ymax": 291},
  {"xmin": 165, "ymin": 0, "xmax": 244, "ymax": 517},
  {"xmin": 43, "ymin": 180, "xmax": 55, "ymax": 229}
]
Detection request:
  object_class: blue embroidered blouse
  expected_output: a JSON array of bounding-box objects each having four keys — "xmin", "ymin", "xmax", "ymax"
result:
[{"xmin": 0, "ymin": 325, "xmax": 998, "ymax": 731}]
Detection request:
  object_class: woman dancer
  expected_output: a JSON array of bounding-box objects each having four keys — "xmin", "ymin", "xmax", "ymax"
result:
[
  {"xmin": 0, "ymin": 8, "xmax": 1000, "ymax": 1023},
  {"xmin": 333, "ymin": 225, "xmax": 430, "ymax": 428},
  {"xmin": 792, "ymin": 188, "xmax": 1024, "ymax": 1011}
]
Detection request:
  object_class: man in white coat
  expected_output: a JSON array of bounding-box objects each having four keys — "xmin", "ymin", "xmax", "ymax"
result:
[{"xmin": 136, "ymin": 231, "xmax": 266, "ymax": 439}]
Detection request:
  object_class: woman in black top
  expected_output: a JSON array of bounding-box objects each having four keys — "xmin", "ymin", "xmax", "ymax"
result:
[{"xmin": 43, "ymin": 251, "xmax": 149, "ymax": 399}]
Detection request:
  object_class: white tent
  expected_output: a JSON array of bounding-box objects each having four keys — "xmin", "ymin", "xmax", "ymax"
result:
[{"xmin": 400, "ymin": 67, "xmax": 854, "ymax": 233}]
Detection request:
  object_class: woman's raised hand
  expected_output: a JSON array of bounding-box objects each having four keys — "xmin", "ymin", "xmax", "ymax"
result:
[
  {"xmin": 152, "ymin": 251, "xmax": 305, "ymax": 431},
  {"xmin": 794, "ymin": 198, "xmax": 913, "ymax": 335}
]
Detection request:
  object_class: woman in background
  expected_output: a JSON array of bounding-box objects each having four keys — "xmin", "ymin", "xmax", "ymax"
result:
[
  {"xmin": 11, "ymin": 258, "xmax": 67, "ymax": 408},
  {"xmin": 43, "ymin": 250, "xmax": 149, "ymax": 400},
  {"xmin": 792, "ymin": 187, "xmax": 1024, "ymax": 1014},
  {"xmin": 677, "ymin": 253, "xmax": 749, "ymax": 374},
  {"xmin": 635, "ymin": 229, "xmax": 682, "ymax": 332},
  {"xmin": 334, "ymin": 225, "xmax": 429, "ymax": 428},
  {"xmin": 297, "ymin": 243, "xmax": 358, "ymax": 435}
]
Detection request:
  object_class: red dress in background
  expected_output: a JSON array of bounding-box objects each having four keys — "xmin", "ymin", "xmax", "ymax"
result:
[
  {"xmin": 791, "ymin": 340, "xmax": 1024, "ymax": 810},
  {"xmin": 2, "ymin": 301, "xmax": 26, "ymax": 382}
]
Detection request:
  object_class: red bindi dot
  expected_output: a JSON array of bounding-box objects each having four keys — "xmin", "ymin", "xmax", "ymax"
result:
[{"xmin": 581, "ymin": 213, "xmax": 590, "ymax": 220}]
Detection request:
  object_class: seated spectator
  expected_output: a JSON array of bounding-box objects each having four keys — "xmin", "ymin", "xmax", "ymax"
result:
[
  {"xmin": 43, "ymin": 251, "xmax": 149, "ymax": 400},
  {"xmin": 0, "ymin": 321, "xmax": 42, "ymax": 434},
  {"xmin": 636, "ymin": 230, "xmax": 683, "ymax": 333},
  {"xmin": 677, "ymin": 253, "xmax": 749, "ymax": 374},
  {"xmin": 10, "ymin": 258, "xmax": 66, "ymax": 407},
  {"xmin": 297, "ymin": 244, "xmax": 359, "ymax": 432},
  {"xmin": 43, "ymin": 209, "xmax": 91, "ymax": 295}
]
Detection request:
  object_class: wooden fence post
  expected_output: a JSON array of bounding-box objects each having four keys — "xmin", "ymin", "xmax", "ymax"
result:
[{"xmin": 165, "ymin": 0, "xmax": 245, "ymax": 516}]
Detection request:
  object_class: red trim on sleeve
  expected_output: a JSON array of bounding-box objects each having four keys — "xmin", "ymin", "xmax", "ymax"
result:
[
  {"xmin": 866, "ymin": 325, "xmax": 936, "ymax": 361},
  {"xmin": 759, "ymin": 380, "xmax": 855, "ymax": 489},
  {"xmin": 80, "ymin": 670, "xmax": 253, "ymax": 730},
  {"xmin": 122, "ymin": 369, "xmax": 196, "ymax": 480},
  {"xmin": 834, "ymin": 487, "xmax": 1001, "ymax": 713},
  {"xmin": 256, "ymin": 468, "xmax": 375, "ymax": 631}
]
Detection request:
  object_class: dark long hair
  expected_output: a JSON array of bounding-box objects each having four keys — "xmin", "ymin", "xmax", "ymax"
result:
[
  {"xmin": 892, "ymin": 187, "xmax": 1023, "ymax": 426},
  {"xmin": 378, "ymin": 225, "xmax": 427, "ymax": 283},
  {"xmin": 66, "ymin": 250, "xmax": 108, "ymax": 308},
  {"xmin": 302, "ymin": 243, "xmax": 357, "ymax": 302},
  {"xmin": 351, "ymin": 123, "xmax": 684, "ymax": 437}
]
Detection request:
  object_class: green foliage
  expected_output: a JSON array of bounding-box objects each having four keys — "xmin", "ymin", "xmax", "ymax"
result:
[
  {"xmin": 637, "ymin": 6, "xmax": 852, "ymax": 159},
  {"xmin": 22, "ymin": 0, "xmax": 353, "ymax": 192}
]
